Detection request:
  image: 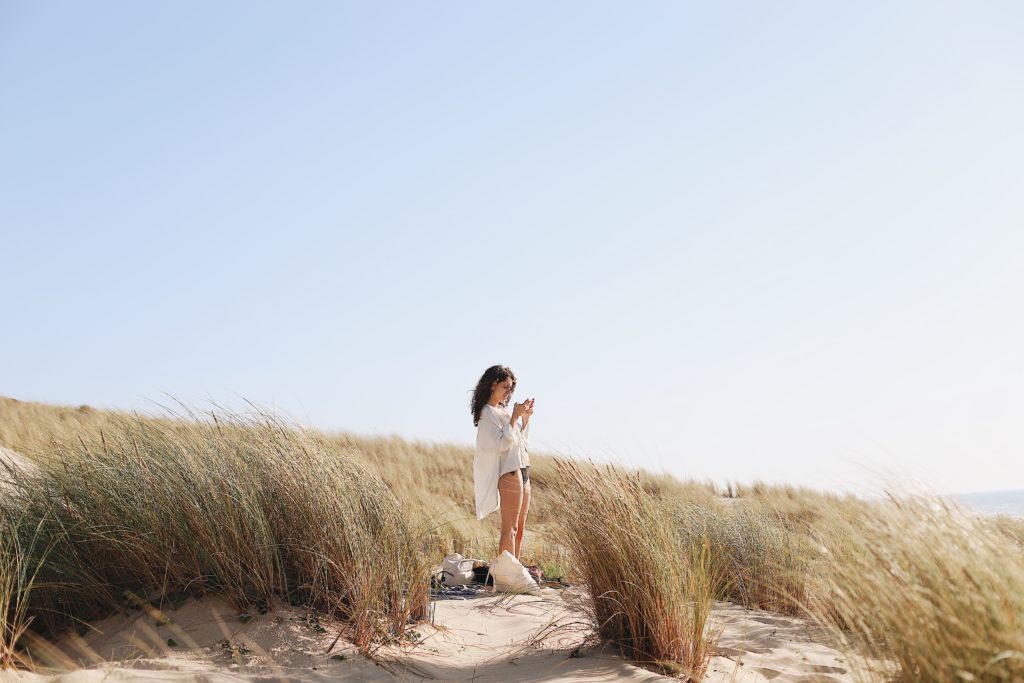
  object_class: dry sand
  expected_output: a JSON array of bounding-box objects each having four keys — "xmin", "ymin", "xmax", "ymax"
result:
[
  {"xmin": 706, "ymin": 603, "xmax": 855, "ymax": 682},
  {"xmin": 0, "ymin": 445, "xmax": 36, "ymax": 500},
  {"xmin": 3, "ymin": 587, "xmax": 857, "ymax": 683}
]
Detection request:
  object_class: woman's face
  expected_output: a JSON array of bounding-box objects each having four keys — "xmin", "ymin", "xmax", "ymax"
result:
[{"xmin": 490, "ymin": 377, "xmax": 514, "ymax": 405}]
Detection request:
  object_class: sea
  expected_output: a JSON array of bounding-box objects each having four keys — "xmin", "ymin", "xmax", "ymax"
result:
[{"xmin": 952, "ymin": 489, "xmax": 1024, "ymax": 518}]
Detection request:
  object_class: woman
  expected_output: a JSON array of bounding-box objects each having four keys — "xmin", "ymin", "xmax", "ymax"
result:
[{"xmin": 471, "ymin": 365, "xmax": 535, "ymax": 559}]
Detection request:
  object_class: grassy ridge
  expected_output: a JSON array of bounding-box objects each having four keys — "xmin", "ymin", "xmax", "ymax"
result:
[
  {"xmin": 3, "ymin": 396, "xmax": 1024, "ymax": 680},
  {"xmin": 1, "ymin": 404, "xmax": 430, "ymax": 663}
]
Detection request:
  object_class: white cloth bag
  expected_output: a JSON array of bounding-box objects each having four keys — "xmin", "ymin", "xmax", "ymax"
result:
[
  {"xmin": 441, "ymin": 553, "xmax": 475, "ymax": 586},
  {"xmin": 489, "ymin": 550, "xmax": 540, "ymax": 594}
]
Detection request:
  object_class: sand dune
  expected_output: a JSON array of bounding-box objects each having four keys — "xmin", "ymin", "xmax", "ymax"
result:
[
  {"xmin": 4, "ymin": 587, "xmax": 858, "ymax": 683},
  {"xmin": 0, "ymin": 445, "xmax": 35, "ymax": 495}
]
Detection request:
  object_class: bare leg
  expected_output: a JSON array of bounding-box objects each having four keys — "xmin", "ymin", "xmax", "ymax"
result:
[
  {"xmin": 514, "ymin": 479, "xmax": 532, "ymax": 560},
  {"xmin": 498, "ymin": 471, "xmax": 523, "ymax": 557}
]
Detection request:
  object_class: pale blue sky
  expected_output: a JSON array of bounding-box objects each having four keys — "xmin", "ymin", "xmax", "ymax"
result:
[{"xmin": 2, "ymin": 2, "xmax": 1022, "ymax": 494}]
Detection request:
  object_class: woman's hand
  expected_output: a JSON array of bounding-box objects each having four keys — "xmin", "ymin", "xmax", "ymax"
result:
[
  {"xmin": 512, "ymin": 401, "xmax": 528, "ymax": 421},
  {"xmin": 522, "ymin": 398, "xmax": 535, "ymax": 425}
]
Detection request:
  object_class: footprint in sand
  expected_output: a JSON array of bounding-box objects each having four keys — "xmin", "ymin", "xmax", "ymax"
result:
[
  {"xmin": 748, "ymin": 663, "xmax": 848, "ymax": 682},
  {"xmin": 751, "ymin": 616, "xmax": 796, "ymax": 627},
  {"xmin": 752, "ymin": 667, "xmax": 783, "ymax": 679},
  {"xmin": 807, "ymin": 664, "xmax": 848, "ymax": 674}
]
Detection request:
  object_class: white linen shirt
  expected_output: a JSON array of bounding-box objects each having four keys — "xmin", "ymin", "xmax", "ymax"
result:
[{"xmin": 474, "ymin": 404, "xmax": 530, "ymax": 520}]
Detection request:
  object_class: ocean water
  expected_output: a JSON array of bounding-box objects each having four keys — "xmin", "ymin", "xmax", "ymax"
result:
[{"xmin": 953, "ymin": 489, "xmax": 1024, "ymax": 518}]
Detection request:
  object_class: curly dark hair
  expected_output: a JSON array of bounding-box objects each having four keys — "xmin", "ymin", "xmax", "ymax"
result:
[{"xmin": 471, "ymin": 365, "xmax": 517, "ymax": 426}]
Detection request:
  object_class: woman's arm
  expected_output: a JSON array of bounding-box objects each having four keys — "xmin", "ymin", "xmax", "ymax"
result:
[{"xmin": 477, "ymin": 407, "xmax": 520, "ymax": 452}]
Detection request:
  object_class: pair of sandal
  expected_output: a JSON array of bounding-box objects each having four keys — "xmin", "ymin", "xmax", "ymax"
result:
[{"xmin": 524, "ymin": 565, "xmax": 571, "ymax": 590}]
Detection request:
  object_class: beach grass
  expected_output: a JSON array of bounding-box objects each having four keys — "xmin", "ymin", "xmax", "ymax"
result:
[
  {"xmin": 1, "ymin": 403, "xmax": 430, "ymax": 661},
  {"xmin": 672, "ymin": 499, "xmax": 812, "ymax": 615},
  {"xmin": 810, "ymin": 494, "xmax": 1024, "ymax": 682},
  {"xmin": 0, "ymin": 511, "xmax": 55, "ymax": 669},
  {"xmin": 547, "ymin": 460, "xmax": 719, "ymax": 678}
]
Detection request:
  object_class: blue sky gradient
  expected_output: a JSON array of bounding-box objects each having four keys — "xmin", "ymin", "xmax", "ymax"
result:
[{"xmin": 3, "ymin": 2, "xmax": 1023, "ymax": 493}]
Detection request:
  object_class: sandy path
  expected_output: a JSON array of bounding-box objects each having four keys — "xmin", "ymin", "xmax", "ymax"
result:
[
  {"xmin": 386, "ymin": 589, "xmax": 664, "ymax": 682},
  {"xmin": 4, "ymin": 590, "xmax": 858, "ymax": 682}
]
